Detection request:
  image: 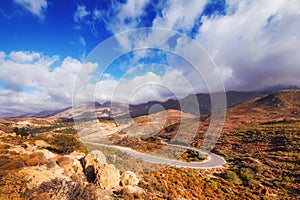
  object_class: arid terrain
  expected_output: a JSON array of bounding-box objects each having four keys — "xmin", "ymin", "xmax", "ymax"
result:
[{"xmin": 0, "ymin": 90, "xmax": 299, "ymax": 199}]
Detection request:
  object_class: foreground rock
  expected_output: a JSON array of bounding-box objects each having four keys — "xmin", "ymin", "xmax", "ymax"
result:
[
  {"xmin": 56, "ymin": 155, "xmax": 85, "ymax": 181},
  {"xmin": 120, "ymin": 171, "xmax": 139, "ymax": 186},
  {"xmin": 83, "ymin": 150, "xmax": 120, "ymax": 190},
  {"xmin": 91, "ymin": 150, "xmax": 107, "ymax": 164},
  {"xmin": 95, "ymin": 164, "xmax": 120, "ymax": 190}
]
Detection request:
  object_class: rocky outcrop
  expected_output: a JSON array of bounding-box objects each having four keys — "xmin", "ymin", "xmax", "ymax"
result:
[
  {"xmin": 0, "ymin": 119, "xmax": 147, "ymax": 199},
  {"xmin": 0, "ymin": 130, "xmax": 141, "ymax": 199},
  {"xmin": 21, "ymin": 165, "xmax": 68, "ymax": 190},
  {"xmin": 91, "ymin": 150, "xmax": 107, "ymax": 164},
  {"xmin": 124, "ymin": 185, "xmax": 145, "ymax": 194},
  {"xmin": 95, "ymin": 164, "xmax": 120, "ymax": 190},
  {"xmin": 23, "ymin": 149, "xmax": 139, "ymax": 192},
  {"xmin": 83, "ymin": 150, "xmax": 107, "ymax": 167},
  {"xmin": 56, "ymin": 155, "xmax": 85, "ymax": 182},
  {"xmin": 83, "ymin": 150, "xmax": 120, "ymax": 190}
]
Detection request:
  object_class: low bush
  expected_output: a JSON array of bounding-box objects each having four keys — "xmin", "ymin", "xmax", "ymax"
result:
[
  {"xmin": 48, "ymin": 134, "xmax": 81, "ymax": 155},
  {"xmin": 13, "ymin": 127, "xmax": 29, "ymax": 137},
  {"xmin": 220, "ymin": 170, "xmax": 242, "ymax": 185},
  {"xmin": 239, "ymin": 168, "xmax": 253, "ymax": 185}
]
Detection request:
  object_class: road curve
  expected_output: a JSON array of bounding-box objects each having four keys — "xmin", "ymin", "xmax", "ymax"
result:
[{"xmin": 84, "ymin": 141, "xmax": 226, "ymax": 169}]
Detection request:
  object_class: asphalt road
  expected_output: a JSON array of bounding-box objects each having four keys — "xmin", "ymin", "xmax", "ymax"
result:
[{"xmin": 85, "ymin": 141, "xmax": 226, "ymax": 169}]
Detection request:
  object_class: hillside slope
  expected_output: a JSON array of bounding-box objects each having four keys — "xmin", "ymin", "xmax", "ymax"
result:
[
  {"xmin": 223, "ymin": 89, "xmax": 300, "ymax": 128},
  {"xmin": 147, "ymin": 90, "xmax": 300, "ymax": 199},
  {"xmin": 211, "ymin": 90, "xmax": 300, "ymax": 198}
]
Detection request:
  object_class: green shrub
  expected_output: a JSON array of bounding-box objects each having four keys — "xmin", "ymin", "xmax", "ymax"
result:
[
  {"xmin": 220, "ymin": 170, "xmax": 242, "ymax": 185},
  {"xmin": 239, "ymin": 168, "xmax": 253, "ymax": 184},
  {"xmin": 282, "ymin": 176, "xmax": 291, "ymax": 183},
  {"xmin": 55, "ymin": 128, "xmax": 77, "ymax": 134},
  {"xmin": 13, "ymin": 127, "xmax": 29, "ymax": 137},
  {"xmin": 48, "ymin": 134, "xmax": 81, "ymax": 155}
]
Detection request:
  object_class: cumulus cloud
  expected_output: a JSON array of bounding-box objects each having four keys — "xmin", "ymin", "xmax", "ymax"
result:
[
  {"xmin": 0, "ymin": 51, "xmax": 98, "ymax": 114},
  {"xmin": 90, "ymin": 0, "xmax": 224, "ymax": 92},
  {"xmin": 9, "ymin": 51, "xmax": 41, "ymax": 63},
  {"xmin": 98, "ymin": 0, "xmax": 300, "ymax": 92},
  {"xmin": 14, "ymin": 0, "xmax": 48, "ymax": 18},
  {"xmin": 90, "ymin": 63, "xmax": 200, "ymax": 105},
  {"xmin": 196, "ymin": 0, "xmax": 300, "ymax": 90}
]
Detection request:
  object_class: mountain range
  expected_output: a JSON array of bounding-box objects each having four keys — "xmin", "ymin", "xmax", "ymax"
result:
[{"xmin": 11, "ymin": 91, "xmax": 266, "ymax": 119}]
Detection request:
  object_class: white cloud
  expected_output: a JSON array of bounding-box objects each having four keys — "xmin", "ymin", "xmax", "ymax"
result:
[
  {"xmin": 153, "ymin": 0, "xmax": 206, "ymax": 31},
  {"xmin": 92, "ymin": 0, "xmax": 217, "ymax": 92},
  {"xmin": 0, "ymin": 51, "xmax": 98, "ymax": 114},
  {"xmin": 196, "ymin": 0, "xmax": 300, "ymax": 90},
  {"xmin": 93, "ymin": 66, "xmax": 197, "ymax": 105},
  {"xmin": 0, "ymin": 89, "xmax": 56, "ymax": 114},
  {"xmin": 103, "ymin": 0, "xmax": 150, "ymax": 33},
  {"xmin": 74, "ymin": 5, "xmax": 90, "ymax": 22},
  {"xmin": 0, "ymin": 51, "xmax": 5, "ymax": 61},
  {"xmin": 97, "ymin": 0, "xmax": 300, "ymax": 92},
  {"xmin": 117, "ymin": 0, "xmax": 149, "ymax": 20},
  {"xmin": 14, "ymin": 0, "xmax": 48, "ymax": 18},
  {"xmin": 73, "ymin": 5, "xmax": 91, "ymax": 50},
  {"xmin": 9, "ymin": 51, "xmax": 41, "ymax": 63}
]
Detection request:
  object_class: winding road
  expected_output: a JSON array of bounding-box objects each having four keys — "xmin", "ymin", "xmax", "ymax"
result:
[{"xmin": 84, "ymin": 141, "xmax": 226, "ymax": 169}]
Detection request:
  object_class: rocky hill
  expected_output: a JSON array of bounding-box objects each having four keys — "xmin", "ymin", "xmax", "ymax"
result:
[
  {"xmin": 223, "ymin": 89, "xmax": 300, "ymax": 128},
  {"xmin": 125, "ymin": 91, "xmax": 265, "ymax": 118},
  {"xmin": 150, "ymin": 90, "xmax": 300, "ymax": 199}
]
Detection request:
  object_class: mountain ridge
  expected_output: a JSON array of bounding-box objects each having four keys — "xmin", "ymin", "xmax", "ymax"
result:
[{"xmin": 11, "ymin": 91, "xmax": 267, "ymax": 119}]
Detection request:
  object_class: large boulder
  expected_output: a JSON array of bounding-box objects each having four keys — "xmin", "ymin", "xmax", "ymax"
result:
[
  {"xmin": 83, "ymin": 150, "xmax": 107, "ymax": 168},
  {"xmin": 56, "ymin": 156, "xmax": 85, "ymax": 181},
  {"xmin": 91, "ymin": 150, "xmax": 107, "ymax": 164},
  {"xmin": 120, "ymin": 171, "xmax": 139, "ymax": 186},
  {"xmin": 83, "ymin": 150, "xmax": 120, "ymax": 190},
  {"xmin": 95, "ymin": 164, "xmax": 120, "ymax": 190},
  {"xmin": 56, "ymin": 156, "xmax": 73, "ymax": 167}
]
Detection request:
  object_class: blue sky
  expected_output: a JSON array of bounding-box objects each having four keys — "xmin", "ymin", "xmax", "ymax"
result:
[
  {"xmin": 0, "ymin": 0, "xmax": 299, "ymax": 115},
  {"xmin": 0, "ymin": 0, "xmax": 226, "ymax": 60},
  {"xmin": 0, "ymin": 0, "xmax": 110, "ymax": 59}
]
